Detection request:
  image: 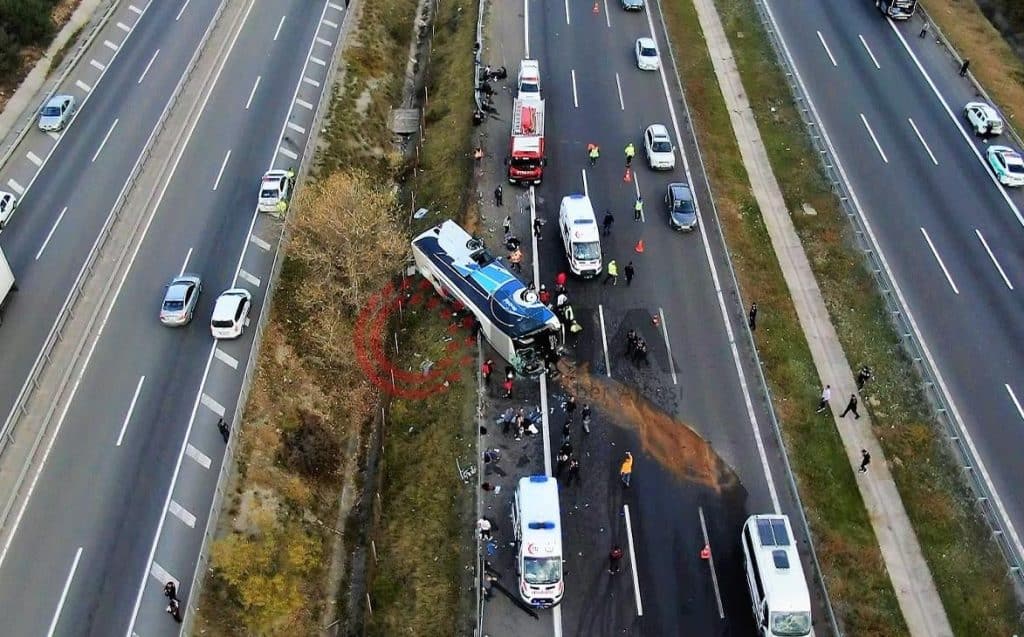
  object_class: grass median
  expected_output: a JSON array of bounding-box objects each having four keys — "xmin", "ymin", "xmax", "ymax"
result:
[{"xmin": 661, "ymin": 0, "xmax": 1020, "ymax": 633}]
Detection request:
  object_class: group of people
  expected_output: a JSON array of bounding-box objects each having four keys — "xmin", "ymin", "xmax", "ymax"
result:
[
  {"xmin": 625, "ymin": 329, "xmax": 649, "ymax": 365},
  {"xmin": 554, "ymin": 396, "xmax": 591, "ymax": 486}
]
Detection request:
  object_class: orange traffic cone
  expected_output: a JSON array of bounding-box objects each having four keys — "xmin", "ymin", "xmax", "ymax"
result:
[
  {"xmin": 700, "ymin": 544, "xmax": 711, "ymax": 560},
  {"xmin": 651, "ymin": 313, "xmax": 660, "ymax": 326},
  {"xmin": 634, "ymin": 239, "xmax": 645, "ymax": 253},
  {"xmin": 623, "ymin": 168, "xmax": 632, "ymax": 183},
  {"xmin": 593, "ymin": 1, "xmax": 599, "ymax": 13}
]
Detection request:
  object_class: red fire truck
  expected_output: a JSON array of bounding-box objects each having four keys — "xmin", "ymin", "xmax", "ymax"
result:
[{"xmin": 507, "ymin": 97, "xmax": 546, "ymax": 185}]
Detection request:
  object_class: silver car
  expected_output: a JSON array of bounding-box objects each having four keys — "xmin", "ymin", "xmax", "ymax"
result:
[
  {"xmin": 160, "ymin": 275, "xmax": 202, "ymax": 326},
  {"xmin": 38, "ymin": 94, "xmax": 75, "ymax": 132}
]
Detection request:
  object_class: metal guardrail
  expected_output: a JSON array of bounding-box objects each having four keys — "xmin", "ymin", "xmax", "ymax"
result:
[
  {"xmin": 0, "ymin": 0, "xmax": 231, "ymax": 534},
  {"xmin": 650, "ymin": 1, "xmax": 842, "ymax": 634},
  {"xmin": 751, "ymin": 0, "xmax": 1024, "ymax": 596},
  {"xmin": 178, "ymin": 0, "xmax": 356, "ymax": 632}
]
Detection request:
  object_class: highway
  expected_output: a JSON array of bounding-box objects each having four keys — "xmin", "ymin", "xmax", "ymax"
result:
[
  {"xmin": 762, "ymin": 1, "xmax": 1024, "ymax": 566},
  {"xmin": 0, "ymin": 0, "xmax": 346, "ymax": 634},
  {"xmin": 480, "ymin": 0, "xmax": 829, "ymax": 634}
]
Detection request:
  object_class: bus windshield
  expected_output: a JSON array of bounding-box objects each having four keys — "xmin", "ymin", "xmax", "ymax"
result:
[{"xmin": 770, "ymin": 611, "xmax": 811, "ymax": 636}]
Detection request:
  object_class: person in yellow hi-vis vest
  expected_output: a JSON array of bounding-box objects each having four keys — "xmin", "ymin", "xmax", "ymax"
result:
[
  {"xmin": 634, "ymin": 196, "xmax": 643, "ymax": 221},
  {"xmin": 588, "ymin": 143, "xmax": 600, "ymax": 166},
  {"xmin": 603, "ymin": 259, "xmax": 619, "ymax": 286},
  {"xmin": 624, "ymin": 142, "xmax": 635, "ymax": 167}
]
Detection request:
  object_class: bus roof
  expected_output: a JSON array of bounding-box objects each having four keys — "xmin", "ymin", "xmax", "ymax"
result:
[
  {"xmin": 412, "ymin": 221, "xmax": 560, "ymax": 339},
  {"xmin": 744, "ymin": 514, "xmax": 811, "ymax": 614}
]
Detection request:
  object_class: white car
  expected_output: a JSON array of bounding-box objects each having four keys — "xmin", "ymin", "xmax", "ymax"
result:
[
  {"xmin": 964, "ymin": 101, "xmax": 1003, "ymax": 137},
  {"xmin": 0, "ymin": 191, "xmax": 17, "ymax": 228},
  {"xmin": 644, "ymin": 124, "xmax": 675, "ymax": 170},
  {"xmin": 635, "ymin": 38, "xmax": 660, "ymax": 71},
  {"xmin": 258, "ymin": 169, "xmax": 294, "ymax": 212},
  {"xmin": 518, "ymin": 59, "xmax": 540, "ymax": 98},
  {"xmin": 211, "ymin": 288, "xmax": 252, "ymax": 339},
  {"xmin": 986, "ymin": 145, "xmax": 1024, "ymax": 187},
  {"xmin": 38, "ymin": 94, "xmax": 75, "ymax": 132}
]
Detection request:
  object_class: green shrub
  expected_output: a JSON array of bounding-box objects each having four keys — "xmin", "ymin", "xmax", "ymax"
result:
[{"xmin": 0, "ymin": 0, "xmax": 56, "ymax": 48}]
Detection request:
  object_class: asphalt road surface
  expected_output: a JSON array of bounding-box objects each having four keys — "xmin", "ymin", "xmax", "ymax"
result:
[
  {"xmin": 480, "ymin": 0, "xmax": 829, "ymax": 634},
  {"xmin": 0, "ymin": 0, "xmax": 346, "ymax": 635},
  {"xmin": 763, "ymin": 0, "xmax": 1024, "ymax": 567}
]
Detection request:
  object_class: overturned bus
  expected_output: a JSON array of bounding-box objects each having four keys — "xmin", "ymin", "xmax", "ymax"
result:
[{"xmin": 412, "ymin": 220, "xmax": 561, "ymax": 376}]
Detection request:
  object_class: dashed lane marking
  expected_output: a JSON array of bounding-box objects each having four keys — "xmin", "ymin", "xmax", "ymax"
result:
[
  {"xmin": 295, "ymin": 98, "xmax": 314, "ymax": 110},
  {"xmin": 90, "ymin": 59, "xmax": 105, "ymax": 71},
  {"xmin": 200, "ymin": 393, "xmax": 225, "ymax": 417},
  {"xmin": 323, "ymin": 19, "xmax": 338, "ymax": 28},
  {"xmin": 214, "ymin": 347, "xmax": 239, "ymax": 370},
  {"xmin": 46, "ymin": 131, "xmax": 59, "ymax": 141},
  {"xmin": 6, "ymin": 179, "xmax": 24, "ymax": 195},
  {"xmin": 75, "ymin": 79, "xmax": 92, "ymax": 93},
  {"xmin": 116, "ymin": 22, "xmax": 131, "ymax": 33},
  {"xmin": 278, "ymin": 146, "xmax": 298, "ymax": 160},
  {"xmin": 286, "ymin": 121, "xmax": 306, "ymax": 135},
  {"xmin": 149, "ymin": 562, "xmax": 177, "ymax": 589},
  {"xmin": 26, "ymin": 151, "xmax": 42, "ymax": 167},
  {"xmin": 103, "ymin": 39, "xmax": 118, "ymax": 52},
  {"xmin": 129, "ymin": 4, "xmax": 142, "ymax": 14},
  {"xmin": 316, "ymin": 36, "xmax": 333, "ymax": 46},
  {"xmin": 168, "ymin": 500, "xmax": 196, "ymax": 528},
  {"xmin": 328, "ymin": 2, "xmax": 343, "ymax": 10},
  {"xmin": 249, "ymin": 234, "xmax": 271, "ymax": 250},
  {"xmin": 310, "ymin": 56, "xmax": 326, "ymax": 66},
  {"xmin": 302, "ymin": 76, "xmax": 320, "ymax": 88},
  {"xmin": 238, "ymin": 268, "xmax": 261, "ymax": 287},
  {"xmin": 185, "ymin": 443, "xmax": 211, "ymax": 469}
]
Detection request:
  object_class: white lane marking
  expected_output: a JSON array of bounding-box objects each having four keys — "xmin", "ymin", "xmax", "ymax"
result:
[
  {"xmin": 91, "ymin": 118, "xmax": 119, "ymax": 162},
  {"xmin": 328, "ymin": 1, "xmax": 343, "ymax": 10},
  {"xmin": 598, "ymin": 304, "xmax": 611, "ymax": 377},
  {"xmin": 581, "ymin": 168, "xmax": 588, "ymax": 198},
  {"xmin": 116, "ymin": 21, "xmax": 131, "ymax": 33},
  {"xmin": 89, "ymin": 59, "xmax": 105, "ymax": 71},
  {"xmin": 214, "ymin": 348, "xmax": 239, "ymax": 369},
  {"xmin": 200, "ymin": 393, "xmax": 225, "ymax": 417},
  {"xmin": 302, "ymin": 76, "xmax": 321, "ymax": 88},
  {"xmin": 632, "ymin": 171, "xmax": 644, "ymax": 221},
  {"xmin": 604, "ymin": 0, "xmax": 611, "ymax": 28},
  {"xmin": 185, "ymin": 443, "xmax": 211, "ymax": 469},
  {"xmin": 920, "ymin": 227, "xmax": 959, "ymax": 294},
  {"xmin": 116, "ymin": 376, "xmax": 146, "ymax": 447},
  {"xmin": 623, "ymin": 504, "xmax": 643, "ymax": 616},
  {"xmin": 570, "ymin": 69, "xmax": 578, "ymax": 108},
  {"xmin": 1007, "ymin": 385, "xmax": 1024, "ymax": 423},
  {"xmin": 278, "ymin": 146, "xmax": 298, "ymax": 160},
  {"xmin": 889, "ymin": 22, "xmax": 1024, "ymax": 228},
  {"xmin": 698, "ymin": 507, "xmax": 725, "ymax": 619},
  {"xmin": 323, "ymin": 18, "xmax": 338, "ymax": 28},
  {"xmin": 316, "ymin": 36, "xmax": 333, "ymax": 46},
  {"xmin": 6, "ymin": 178, "xmax": 24, "ymax": 195},
  {"xmin": 908, "ymin": 117, "xmax": 938, "ymax": 166},
  {"xmin": 36, "ymin": 206, "xmax": 68, "ymax": 260},
  {"xmin": 168, "ymin": 500, "xmax": 196, "ymax": 528},
  {"xmin": 174, "ymin": 0, "xmax": 191, "ymax": 21},
  {"xmin": 178, "ymin": 247, "xmax": 193, "ymax": 276},
  {"xmin": 859, "ymin": 34, "xmax": 880, "ymax": 69},
  {"xmin": 296, "ymin": 98, "xmax": 314, "ymax": 110},
  {"xmin": 213, "ymin": 150, "xmax": 232, "ymax": 191},
  {"xmin": 137, "ymin": 49, "xmax": 160, "ymax": 84},
  {"xmin": 564, "ymin": 0, "xmax": 570, "ymax": 25},
  {"xmin": 523, "ymin": 0, "xmax": 530, "ymax": 58},
  {"xmin": 975, "ymin": 229, "xmax": 1013, "ymax": 290},
  {"xmin": 26, "ymin": 151, "xmax": 42, "ymax": 166},
  {"xmin": 46, "ymin": 547, "xmax": 83, "ymax": 637},
  {"xmin": 286, "ymin": 121, "xmax": 306, "ymax": 135},
  {"xmin": 657, "ymin": 308, "xmax": 678, "ymax": 385},
  {"xmin": 47, "ymin": 131, "xmax": 59, "ymax": 141},
  {"xmin": 274, "ymin": 15, "xmax": 286, "ymax": 41},
  {"xmin": 129, "ymin": 4, "xmax": 143, "ymax": 14},
  {"xmin": 238, "ymin": 268, "xmax": 262, "ymax": 287},
  {"xmin": 149, "ymin": 561, "xmax": 177, "ymax": 589},
  {"xmin": 859, "ymin": 113, "xmax": 888, "ymax": 163},
  {"xmin": 75, "ymin": 79, "xmax": 92, "ymax": 93},
  {"xmin": 103, "ymin": 39, "xmax": 118, "ymax": 52},
  {"xmin": 249, "ymin": 234, "xmax": 272, "ymax": 251},
  {"xmin": 816, "ymin": 31, "xmax": 837, "ymax": 67},
  {"xmin": 311, "ymin": 56, "xmax": 326, "ymax": 66},
  {"xmin": 245, "ymin": 75, "xmax": 261, "ymax": 110},
  {"xmin": 615, "ymin": 73, "xmax": 624, "ymax": 110},
  {"xmin": 645, "ymin": 3, "xmax": 781, "ymax": 510}
]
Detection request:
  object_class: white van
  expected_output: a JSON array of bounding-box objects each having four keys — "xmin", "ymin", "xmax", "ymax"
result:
[
  {"xmin": 558, "ymin": 194, "xmax": 602, "ymax": 278},
  {"xmin": 518, "ymin": 59, "xmax": 541, "ymax": 99},
  {"xmin": 513, "ymin": 475, "xmax": 564, "ymax": 607},
  {"xmin": 741, "ymin": 514, "xmax": 812, "ymax": 637}
]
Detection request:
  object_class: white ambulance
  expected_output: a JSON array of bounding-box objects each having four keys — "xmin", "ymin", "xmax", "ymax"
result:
[
  {"xmin": 741, "ymin": 514, "xmax": 812, "ymax": 637},
  {"xmin": 513, "ymin": 475, "xmax": 564, "ymax": 608},
  {"xmin": 558, "ymin": 194, "xmax": 602, "ymax": 278}
]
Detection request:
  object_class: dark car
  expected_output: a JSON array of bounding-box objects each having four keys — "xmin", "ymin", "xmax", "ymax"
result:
[
  {"xmin": 621, "ymin": 0, "xmax": 644, "ymax": 10},
  {"xmin": 666, "ymin": 182, "xmax": 698, "ymax": 232}
]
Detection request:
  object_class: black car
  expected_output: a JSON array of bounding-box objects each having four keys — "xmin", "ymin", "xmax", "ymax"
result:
[
  {"xmin": 621, "ymin": 0, "xmax": 644, "ymax": 10},
  {"xmin": 666, "ymin": 182, "xmax": 698, "ymax": 232}
]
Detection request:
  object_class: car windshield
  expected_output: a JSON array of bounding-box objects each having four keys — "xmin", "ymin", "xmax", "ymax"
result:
[
  {"xmin": 212, "ymin": 318, "xmax": 235, "ymax": 328},
  {"xmin": 652, "ymin": 140, "xmax": 672, "ymax": 153},
  {"xmin": 572, "ymin": 241, "xmax": 601, "ymax": 261},
  {"xmin": 523, "ymin": 556, "xmax": 561, "ymax": 585},
  {"xmin": 671, "ymin": 195, "xmax": 695, "ymax": 215},
  {"xmin": 511, "ymin": 157, "xmax": 540, "ymax": 169},
  {"xmin": 41, "ymin": 106, "xmax": 60, "ymax": 116},
  {"xmin": 260, "ymin": 188, "xmax": 279, "ymax": 199},
  {"xmin": 1007, "ymin": 159, "xmax": 1024, "ymax": 174},
  {"xmin": 520, "ymin": 81, "xmax": 539, "ymax": 93},
  {"xmin": 163, "ymin": 300, "xmax": 184, "ymax": 312},
  {"xmin": 770, "ymin": 611, "xmax": 812, "ymax": 636},
  {"xmin": 641, "ymin": 45, "xmax": 657, "ymax": 56}
]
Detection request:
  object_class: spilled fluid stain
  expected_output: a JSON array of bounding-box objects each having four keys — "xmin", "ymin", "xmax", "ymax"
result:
[{"xmin": 558, "ymin": 359, "xmax": 740, "ymax": 494}]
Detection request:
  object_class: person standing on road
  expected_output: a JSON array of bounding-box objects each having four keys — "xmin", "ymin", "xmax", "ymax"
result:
[
  {"xmin": 538, "ymin": 285, "xmax": 551, "ymax": 306},
  {"xmin": 555, "ymin": 451, "xmax": 570, "ymax": 477},
  {"xmin": 858, "ymin": 449, "xmax": 871, "ymax": 473},
  {"xmin": 495, "ymin": 185, "xmax": 504, "ymax": 207},
  {"xmin": 634, "ymin": 195, "xmax": 643, "ymax": 221},
  {"xmin": 477, "ymin": 517, "xmax": 493, "ymax": 539},
  {"xmin": 555, "ymin": 271, "xmax": 567, "ymax": 291},
  {"xmin": 534, "ymin": 217, "xmax": 543, "ymax": 239},
  {"xmin": 619, "ymin": 452, "xmax": 633, "ymax": 487},
  {"xmin": 603, "ymin": 259, "xmax": 619, "ymax": 286},
  {"xmin": 959, "ymin": 58, "xmax": 970, "ymax": 77},
  {"xmin": 502, "ymin": 376, "xmax": 514, "ymax": 399},
  {"xmin": 588, "ymin": 143, "xmax": 600, "ymax": 166},
  {"xmin": 508, "ymin": 247, "xmax": 523, "ymax": 273},
  {"xmin": 603, "ymin": 210, "xmax": 615, "ymax": 236},
  {"xmin": 166, "ymin": 597, "xmax": 182, "ymax": 623},
  {"xmin": 502, "ymin": 214, "xmax": 511, "ymax": 235},
  {"xmin": 565, "ymin": 457, "xmax": 581, "ymax": 486},
  {"xmin": 609, "ymin": 545, "xmax": 624, "ymax": 574},
  {"xmin": 565, "ymin": 395, "xmax": 577, "ymax": 420},
  {"xmin": 624, "ymin": 142, "xmax": 636, "ymax": 167},
  {"xmin": 624, "ymin": 261, "xmax": 635, "ymax": 286},
  {"xmin": 217, "ymin": 418, "xmax": 230, "ymax": 444},
  {"xmin": 164, "ymin": 581, "xmax": 178, "ymax": 602},
  {"xmin": 816, "ymin": 384, "xmax": 831, "ymax": 414},
  {"xmin": 919, "ymin": 21, "xmax": 929, "ymax": 38},
  {"xmin": 748, "ymin": 302, "xmax": 757, "ymax": 331},
  {"xmin": 481, "ymin": 358, "xmax": 493, "ymax": 386},
  {"xmin": 840, "ymin": 394, "xmax": 860, "ymax": 419}
]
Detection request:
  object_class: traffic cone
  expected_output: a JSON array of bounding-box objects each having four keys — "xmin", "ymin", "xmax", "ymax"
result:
[
  {"xmin": 700, "ymin": 544, "xmax": 711, "ymax": 560},
  {"xmin": 634, "ymin": 239, "xmax": 645, "ymax": 253},
  {"xmin": 651, "ymin": 313, "xmax": 660, "ymax": 326},
  {"xmin": 623, "ymin": 168, "xmax": 632, "ymax": 183},
  {"xmin": 593, "ymin": 1, "xmax": 599, "ymax": 13}
]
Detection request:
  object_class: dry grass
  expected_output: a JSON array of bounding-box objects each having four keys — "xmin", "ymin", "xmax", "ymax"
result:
[{"xmin": 922, "ymin": 0, "xmax": 1024, "ymax": 123}]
